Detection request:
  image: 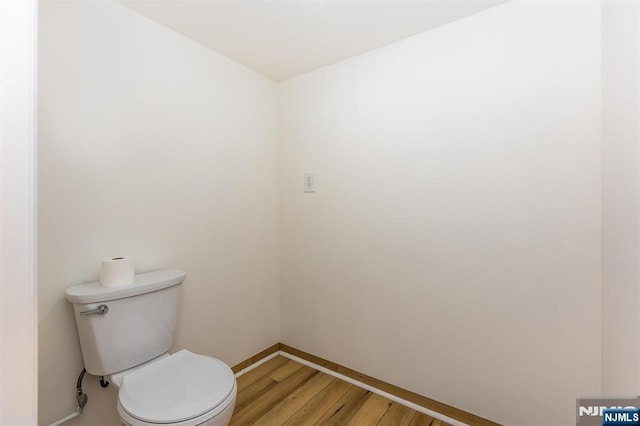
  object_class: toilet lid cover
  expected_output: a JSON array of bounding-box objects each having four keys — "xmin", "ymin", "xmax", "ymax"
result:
[{"xmin": 119, "ymin": 350, "xmax": 236, "ymax": 424}]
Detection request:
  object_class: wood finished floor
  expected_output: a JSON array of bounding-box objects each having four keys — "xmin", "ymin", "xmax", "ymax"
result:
[{"xmin": 231, "ymin": 356, "xmax": 453, "ymax": 426}]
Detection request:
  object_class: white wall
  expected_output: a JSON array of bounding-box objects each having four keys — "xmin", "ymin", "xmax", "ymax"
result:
[
  {"xmin": 601, "ymin": 0, "xmax": 640, "ymax": 395},
  {"xmin": 279, "ymin": 1, "xmax": 602, "ymax": 425},
  {"xmin": 38, "ymin": 2, "xmax": 279, "ymax": 425},
  {"xmin": 0, "ymin": 0, "xmax": 38, "ymax": 424}
]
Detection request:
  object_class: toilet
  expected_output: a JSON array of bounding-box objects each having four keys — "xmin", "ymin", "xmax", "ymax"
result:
[{"xmin": 66, "ymin": 269, "xmax": 237, "ymax": 426}]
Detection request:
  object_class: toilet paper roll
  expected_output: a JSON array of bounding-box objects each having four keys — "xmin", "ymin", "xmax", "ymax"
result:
[{"xmin": 100, "ymin": 256, "xmax": 135, "ymax": 288}]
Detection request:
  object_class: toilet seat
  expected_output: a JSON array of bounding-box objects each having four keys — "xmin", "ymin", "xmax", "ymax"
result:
[{"xmin": 118, "ymin": 350, "xmax": 236, "ymax": 425}]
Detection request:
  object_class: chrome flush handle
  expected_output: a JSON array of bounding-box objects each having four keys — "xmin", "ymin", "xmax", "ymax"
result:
[{"xmin": 79, "ymin": 304, "xmax": 109, "ymax": 316}]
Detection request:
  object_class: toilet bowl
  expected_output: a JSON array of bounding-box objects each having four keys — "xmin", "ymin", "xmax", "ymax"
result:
[{"xmin": 115, "ymin": 350, "xmax": 237, "ymax": 426}]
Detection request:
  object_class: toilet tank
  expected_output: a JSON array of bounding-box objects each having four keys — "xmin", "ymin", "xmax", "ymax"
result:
[{"xmin": 66, "ymin": 269, "xmax": 186, "ymax": 376}]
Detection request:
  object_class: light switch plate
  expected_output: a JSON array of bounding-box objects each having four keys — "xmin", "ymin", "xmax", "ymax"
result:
[{"xmin": 304, "ymin": 172, "xmax": 315, "ymax": 193}]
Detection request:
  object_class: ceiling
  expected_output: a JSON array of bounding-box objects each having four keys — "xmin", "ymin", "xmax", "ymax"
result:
[{"xmin": 120, "ymin": 0, "xmax": 510, "ymax": 82}]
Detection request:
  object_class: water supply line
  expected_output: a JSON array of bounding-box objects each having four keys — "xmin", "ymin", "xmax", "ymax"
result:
[{"xmin": 48, "ymin": 368, "xmax": 88, "ymax": 426}]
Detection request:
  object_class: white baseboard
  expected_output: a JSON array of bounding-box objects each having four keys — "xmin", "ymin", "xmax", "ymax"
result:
[{"xmin": 234, "ymin": 351, "xmax": 281, "ymax": 378}]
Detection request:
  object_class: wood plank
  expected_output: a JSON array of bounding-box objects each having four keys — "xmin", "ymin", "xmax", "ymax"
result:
[
  {"xmin": 234, "ymin": 376, "xmax": 276, "ymax": 413},
  {"xmin": 252, "ymin": 372, "xmax": 335, "ymax": 425},
  {"xmin": 267, "ymin": 359, "xmax": 304, "ymax": 382},
  {"xmin": 346, "ymin": 393, "xmax": 393, "ymax": 425},
  {"xmin": 236, "ymin": 355, "xmax": 289, "ymax": 391},
  {"xmin": 283, "ymin": 378, "xmax": 352, "ymax": 425},
  {"xmin": 232, "ymin": 343, "xmax": 280, "ymax": 374},
  {"xmin": 377, "ymin": 402, "xmax": 416, "ymax": 425},
  {"xmin": 409, "ymin": 412, "xmax": 438, "ymax": 426},
  {"xmin": 315, "ymin": 386, "xmax": 371, "ymax": 425},
  {"xmin": 280, "ymin": 343, "xmax": 499, "ymax": 426},
  {"xmin": 231, "ymin": 366, "xmax": 317, "ymax": 425}
]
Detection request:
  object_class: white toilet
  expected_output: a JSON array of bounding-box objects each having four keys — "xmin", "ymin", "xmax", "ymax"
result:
[{"xmin": 66, "ymin": 269, "xmax": 237, "ymax": 426}]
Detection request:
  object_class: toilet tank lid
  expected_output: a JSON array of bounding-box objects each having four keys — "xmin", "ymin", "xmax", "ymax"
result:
[{"xmin": 65, "ymin": 269, "xmax": 186, "ymax": 304}]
